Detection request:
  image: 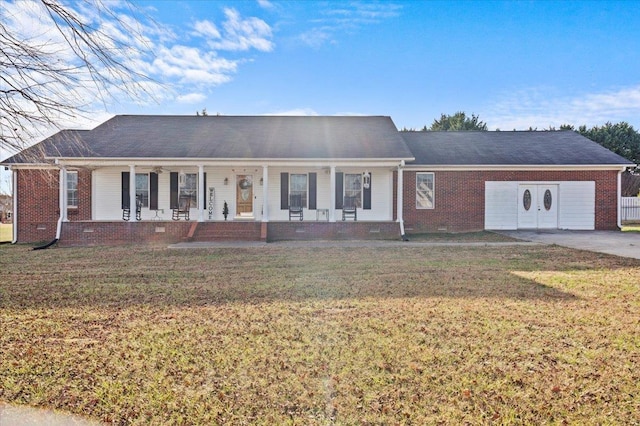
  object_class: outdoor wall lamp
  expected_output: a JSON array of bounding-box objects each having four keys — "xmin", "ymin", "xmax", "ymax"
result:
[{"xmin": 224, "ymin": 177, "xmax": 229, "ymax": 185}]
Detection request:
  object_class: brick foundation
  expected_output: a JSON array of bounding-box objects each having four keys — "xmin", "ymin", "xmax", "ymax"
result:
[{"xmin": 267, "ymin": 221, "xmax": 401, "ymax": 241}]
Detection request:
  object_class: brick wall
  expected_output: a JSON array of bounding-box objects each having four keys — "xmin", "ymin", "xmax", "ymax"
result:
[
  {"xmin": 267, "ymin": 221, "xmax": 400, "ymax": 241},
  {"xmin": 59, "ymin": 221, "xmax": 193, "ymax": 246},
  {"xmin": 401, "ymin": 170, "xmax": 620, "ymax": 233},
  {"xmin": 16, "ymin": 168, "xmax": 93, "ymax": 243},
  {"xmin": 16, "ymin": 169, "xmax": 60, "ymax": 242}
]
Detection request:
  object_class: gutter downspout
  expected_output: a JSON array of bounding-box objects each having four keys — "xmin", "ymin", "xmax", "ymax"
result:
[
  {"xmin": 397, "ymin": 160, "xmax": 408, "ymax": 241},
  {"xmin": 33, "ymin": 166, "xmax": 64, "ymax": 250},
  {"xmin": 56, "ymin": 166, "xmax": 66, "ymax": 240},
  {"xmin": 617, "ymin": 167, "xmax": 625, "ymax": 229},
  {"xmin": 11, "ymin": 168, "xmax": 17, "ymax": 244}
]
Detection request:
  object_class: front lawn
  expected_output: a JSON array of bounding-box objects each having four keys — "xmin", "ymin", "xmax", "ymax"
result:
[{"xmin": 1, "ymin": 244, "xmax": 638, "ymax": 424}]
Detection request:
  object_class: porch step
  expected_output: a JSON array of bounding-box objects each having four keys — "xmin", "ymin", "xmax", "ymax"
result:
[{"xmin": 191, "ymin": 222, "xmax": 262, "ymax": 242}]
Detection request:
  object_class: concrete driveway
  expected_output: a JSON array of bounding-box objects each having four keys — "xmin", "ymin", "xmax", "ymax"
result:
[{"xmin": 499, "ymin": 230, "xmax": 640, "ymax": 259}]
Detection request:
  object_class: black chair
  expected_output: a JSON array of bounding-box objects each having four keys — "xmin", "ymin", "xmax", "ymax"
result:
[
  {"xmin": 289, "ymin": 194, "xmax": 304, "ymax": 221},
  {"xmin": 342, "ymin": 196, "xmax": 357, "ymax": 221},
  {"xmin": 123, "ymin": 195, "xmax": 143, "ymax": 221},
  {"xmin": 172, "ymin": 195, "xmax": 191, "ymax": 221}
]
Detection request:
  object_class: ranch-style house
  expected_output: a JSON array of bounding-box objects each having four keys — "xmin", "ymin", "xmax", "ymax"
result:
[{"xmin": 2, "ymin": 115, "xmax": 633, "ymax": 245}]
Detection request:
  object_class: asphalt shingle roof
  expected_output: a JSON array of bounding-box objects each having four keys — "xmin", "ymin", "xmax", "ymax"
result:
[
  {"xmin": 4, "ymin": 115, "xmax": 413, "ymax": 163},
  {"xmin": 401, "ymin": 131, "xmax": 633, "ymax": 166}
]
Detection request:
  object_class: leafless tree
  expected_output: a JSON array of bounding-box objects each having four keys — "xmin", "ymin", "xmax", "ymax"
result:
[{"xmin": 0, "ymin": 0, "xmax": 157, "ymax": 156}]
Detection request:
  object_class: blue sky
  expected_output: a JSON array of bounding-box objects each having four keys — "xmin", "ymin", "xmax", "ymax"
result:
[
  {"xmin": 2, "ymin": 0, "xmax": 640, "ymax": 191},
  {"xmin": 125, "ymin": 0, "xmax": 640, "ymax": 131}
]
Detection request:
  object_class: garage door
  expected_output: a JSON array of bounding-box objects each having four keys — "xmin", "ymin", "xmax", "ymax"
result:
[{"xmin": 518, "ymin": 184, "xmax": 558, "ymax": 229}]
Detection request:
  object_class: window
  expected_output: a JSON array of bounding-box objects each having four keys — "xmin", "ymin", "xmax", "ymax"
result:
[
  {"xmin": 136, "ymin": 173, "xmax": 149, "ymax": 207},
  {"xmin": 180, "ymin": 173, "xmax": 198, "ymax": 208},
  {"xmin": 344, "ymin": 173, "xmax": 362, "ymax": 207},
  {"xmin": 416, "ymin": 172, "xmax": 434, "ymax": 209},
  {"xmin": 290, "ymin": 174, "xmax": 308, "ymax": 207},
  {"xmin": 67, "ymin": 171, "xmax": 78, "ymax": 208}
]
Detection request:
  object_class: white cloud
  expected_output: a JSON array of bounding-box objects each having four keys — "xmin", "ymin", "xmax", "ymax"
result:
[
  {"xmin": 192, "ymin": 20, "xmax": 221, "ymax": 39},
  {"xmin": 298, "ymin": 3, "xmax": 402, "ymax": 47},
  {"xmin": 485, "ymin": 85, "xmax": 640, "ymax": 130},
  {"xmin": 257, "ymin": 0, "xmax": 275, "ymax": 10},
  {"xmin": 176, "ymin": 93, "xmax": 207, "ymax": 104},
  {"xmin": 205, "ymin": 8, "xmax": 274, "ymax": 52}
]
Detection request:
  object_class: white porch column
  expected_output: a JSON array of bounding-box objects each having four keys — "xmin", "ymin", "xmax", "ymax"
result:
[
  {"xmin": 198, "ymin": 165, "xmax": 205, "ymax": 222},
  {"xmin": 60, "ymin": 167, "xmax": 68, "ymax": 222},
  {"xmin": 262, "ymin": 165, "xmax": 269, "ymax": 222},
  {"xmin": 129, "ymin": 165, "xmax": 136, "ymax": 217},
  {"xmin": 12, "ymin": 169, "xmax": 17, "ymax": 243},
  {"xmin": 329, "ymin": 165, "xmax": 336, "ymax": 222},
  {"xmin": 397, "ymin": 163, "xmax": 405, "ymax": 236}
]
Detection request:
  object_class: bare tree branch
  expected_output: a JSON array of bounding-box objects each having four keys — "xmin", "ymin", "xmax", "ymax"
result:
[{"xmin": 0, "ymin": 0, "xmax": 158, "ymax": 158}]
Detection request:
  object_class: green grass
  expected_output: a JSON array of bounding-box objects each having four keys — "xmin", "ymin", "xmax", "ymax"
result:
[
  {"xmin": 622, "ymin": 224, "xmax": 640, "ymax": 232},
  {"xmin": 0, "ymin": 223, "xmax": 11, "ymax": 242},
  {"xmin": 1, "ymin": 244, "xmax": 639, "ymax": 424}
]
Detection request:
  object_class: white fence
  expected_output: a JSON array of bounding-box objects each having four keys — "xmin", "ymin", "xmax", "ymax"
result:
[{"xmin": 621, "ymin": 197, "xmax": 640, "ymax": 221}]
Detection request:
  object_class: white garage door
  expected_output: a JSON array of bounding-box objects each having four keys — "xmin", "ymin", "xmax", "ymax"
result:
[{"xmin": 485, "ymin": 181, "xmax": 595, "ymax": 230}]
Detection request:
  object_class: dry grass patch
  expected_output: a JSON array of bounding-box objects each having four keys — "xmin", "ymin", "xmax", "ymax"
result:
[
  {"xmin": 0, "ymin": 224, "xmax": 11, "ymax": 242},
  {"xmin": 1, "ymin": 244, "xmax": 639, "ymax": 424}
]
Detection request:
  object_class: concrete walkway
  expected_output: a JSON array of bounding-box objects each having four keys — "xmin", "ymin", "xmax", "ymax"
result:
[{"xmin": 498, "ymin": 230, "xmax": 640, "ymax": 259}]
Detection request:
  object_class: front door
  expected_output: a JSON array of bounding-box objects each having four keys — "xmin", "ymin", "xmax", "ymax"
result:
[
  {"xmin": 518, "ymin": 184, "xmax": 558, "ymax": 229},
  {"xmin": 236, "ymin": 175, "xmax": 253, "ymax": 217}
]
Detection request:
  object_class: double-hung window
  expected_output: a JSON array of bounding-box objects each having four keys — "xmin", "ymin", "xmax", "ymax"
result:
[
  {"xmin": 290, "ymin": 174, "xmax": 308, "ymax": 207},
  {"xmin": 135, "ymin": 173, "xmax": 149, "ymax": 207},
  {"xmin": 180, "ymin": 173, "xmax": 198, "ymax": 208},
  {"xmin": 344, "ymin": 173, "xmax": 362, "ymax": 207},
  {"xmin": 416, "ymin": 172, "xmax": 435, "ymax": 209},
  {"xmin": 66, "ymin": 171, "xmax": 78, "ymax": 208}
]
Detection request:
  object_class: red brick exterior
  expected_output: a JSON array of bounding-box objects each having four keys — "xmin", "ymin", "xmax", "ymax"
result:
[
  {"xmin": 59, "ymin": 221, "xmax": 194, "ymax": 246},
  {"xmin": 267, "ymin": 222, "xmax": 400, "ymax": 241},
  {"xmin": 14, "ymin": 167, "xmax": 621, "ymax": 244},
  {"xmin": 16, "ymin": 169, "xmax": 59, "ymax": 242},
  {"xmin": 401, "ymin": 170, "xmax": 620, "ymax": 233},
  {"xmin": 16, "ymin": 168, "xmax": 92, "ymax": 243}
]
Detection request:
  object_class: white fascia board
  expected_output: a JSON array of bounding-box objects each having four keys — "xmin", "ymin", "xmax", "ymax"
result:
[
  {"xmin": 53, "ymin": 157, "xmax": 412, "ymax": 168},
  {"xmin": 2, "ymin": 163, "xmax": 58, "ymax": 170},
  {"xmin": 402, "ymin": 164, "xmax": 634, "ymax": 171}
]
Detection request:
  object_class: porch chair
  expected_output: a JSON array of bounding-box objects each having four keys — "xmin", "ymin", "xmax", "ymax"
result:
[
  {"xmin": 123, "ymin": 195, "xmax": 143, "ymax": 221},
  {"xmin": 289, "ymin": 194, "xmax": 304, "ymax": 221},
  {"xmin": 172, "ymin": 195, "xmax": 191, "ymax": 221},
  {"xmin": 342, "ymin": 196, "xmax": 357, "ymax": 221}
]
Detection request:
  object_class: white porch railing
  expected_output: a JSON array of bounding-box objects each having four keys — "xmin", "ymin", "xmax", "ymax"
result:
[{"xmin": 621, "ymin": 197, "xmax": 640, "ymax": 221}]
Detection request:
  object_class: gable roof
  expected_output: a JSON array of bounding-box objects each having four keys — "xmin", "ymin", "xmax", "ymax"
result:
[
  {"xmin": 401, "ymin": 131, "xmax": 634, "ymax": 166},
  {"xmin": 3, "ymin": 115, "xmax": 414, "ymax": 163},
  {"xmin": 2, "ymin": 130, "xmax": 90, "ymax": 164}
]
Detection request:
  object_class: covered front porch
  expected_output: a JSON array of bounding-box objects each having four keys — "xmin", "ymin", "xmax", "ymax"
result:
[
  {"xmin": 52, "ymin": 159, "xmax": 408, "ymax": 245},
  {"xmin": 61, "ymin": 159, "xmax": 407, "ymax": 224}
]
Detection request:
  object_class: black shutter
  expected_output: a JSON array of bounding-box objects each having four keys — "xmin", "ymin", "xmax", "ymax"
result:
[
  {"xmin": 280, "ymin": 173, "xmax": 289, "ymax": 210},
  {"xmin": 170, "ymin": 172, "xmax": 178, "ymax": 209},
  {"xmin": 203, "ymin": 173, "xmax": 207, "ymax": 209},
  {"xmin": 335, "ymin": 172, "xmax": 343, "ymax": 209},
  {"xmin": 150, "ymin": 172, "xmax": 158, "ymax": 210},
  {"xmin": 363, "ymin": 173, "xmax": 372, "ymax": 210},
  {"xmin": 309, "ymin": 173, "xmax": 317, "ymax": 210},
  {"xmin": 121, "ymin": 172, "xmax": 130, "ymax": 209}
]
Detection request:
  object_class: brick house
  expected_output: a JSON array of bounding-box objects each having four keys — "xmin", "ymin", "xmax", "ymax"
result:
[{"xmin": 1, "ymin": 115, "xmax": 633, "ymax": 245}]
